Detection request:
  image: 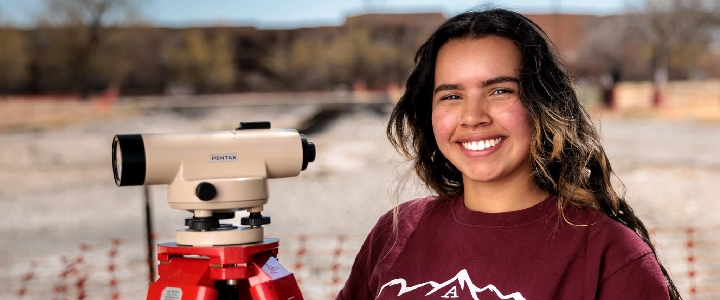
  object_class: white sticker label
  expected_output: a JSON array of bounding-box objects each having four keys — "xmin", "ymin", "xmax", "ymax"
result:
[
  {"xmin": 161, "ymin": 287, "xmax": 182, "ymax": 300},
  {"xmin": 211, "ymin": 154, "xmax": 237, "ymax": 162}
]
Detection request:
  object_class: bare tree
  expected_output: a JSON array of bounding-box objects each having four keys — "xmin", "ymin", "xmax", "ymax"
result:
[
  {"xmin": 265, "ymin": 26, "xmax": 407, "ymax": 91},
  {"xmin": 0, "ymin": 28, "xmax": 30, "ymax": 96},
  {"xmin": 161, "ymin": 29, "xmax": 237, "ymax": 94},
  {"xmin": 577, "ymin": 16, "xmax": 628, "ymax": 77},
  {"xmin": 264, "ymin": 33, "xmax": 332, "ymax": 90},
  {"xmin": 630, "ymin": 0, "xmax": 720, "ymax": 104},
  {"xmin": 329, "ymin": 26, "xmax": 404, "ymax": 88},
  {"xmin": 38, "ymin": 0, "xmax": 143, "ymax": 98},
  {"xmin": 0, "ymin": 7, "xmax": 29, "ymax": 96}
]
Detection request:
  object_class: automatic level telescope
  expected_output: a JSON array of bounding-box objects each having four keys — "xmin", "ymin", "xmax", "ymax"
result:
[{"xmin": 112, "ymin": 121, "xmax": 315, "ymax": 300}]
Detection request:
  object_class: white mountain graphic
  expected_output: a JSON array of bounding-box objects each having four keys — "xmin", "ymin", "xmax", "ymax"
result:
[{"xmin": 377, "ymin": 269, "xmax": 526, "ymax": 300}]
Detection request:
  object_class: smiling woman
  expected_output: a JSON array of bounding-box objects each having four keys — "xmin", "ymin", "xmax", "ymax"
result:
[
  {"xmin": 336, "ymin": 8, "xmax": 682, "ymax": 300},
  {"xmin": 431, "ymin": 36, "xmax": 544, "ymax": 213}
]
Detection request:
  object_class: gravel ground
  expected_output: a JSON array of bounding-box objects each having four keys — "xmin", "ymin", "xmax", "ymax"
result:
[{"xmin": 1, "ymin": 100, "xmax": 718, "ymax": 299}]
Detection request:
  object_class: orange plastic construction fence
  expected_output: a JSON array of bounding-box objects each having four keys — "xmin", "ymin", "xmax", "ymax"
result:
[{"xmin": 2, "ymin": 227, "xmax": 718, "ymax": 300}]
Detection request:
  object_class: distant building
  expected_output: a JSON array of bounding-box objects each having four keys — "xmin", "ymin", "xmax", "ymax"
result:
[
  {"xmin": 525, "ymin": 14, "xmax": 598, "ymax": 68},
  {"xmin": 345, "ymin": 12, "xmax": 446, "ymax": 29}
]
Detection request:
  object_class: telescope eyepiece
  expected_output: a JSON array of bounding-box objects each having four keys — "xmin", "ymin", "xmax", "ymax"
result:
[{"xmin": 301, "ymin": 134, "xmax": 316, "ymax": 171}]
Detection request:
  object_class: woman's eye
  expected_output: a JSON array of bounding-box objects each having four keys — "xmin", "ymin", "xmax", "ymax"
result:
[
  {"xmin": 491, "ymin": 89, "xmax": 513, "ymax": 95},
  {"xmin": 440, "ymin": 94, "xmax": 461, "ymax": 100}
]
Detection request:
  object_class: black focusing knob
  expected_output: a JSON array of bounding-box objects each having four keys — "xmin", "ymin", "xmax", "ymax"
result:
[
  {"xmin": 241, "ymin": 213, "xmax": 271, "ymax": 227},
  {"xmin": 187, "ymin": 217, "xmax": 220, "ymax": 230},
  {"xmin": 195, "ymin": 182, "xmax": 217, "ymax": 201}
]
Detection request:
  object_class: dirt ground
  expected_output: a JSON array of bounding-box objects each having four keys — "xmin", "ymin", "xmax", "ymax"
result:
[{"xmin": 1, "ymin": 98, "xmax": 718, "ymax": 299}]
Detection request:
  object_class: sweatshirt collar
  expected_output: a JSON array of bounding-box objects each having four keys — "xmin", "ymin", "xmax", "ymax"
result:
[{"xmin": 452, "ymin": 194, "xmax": 558, "ymax": 227}]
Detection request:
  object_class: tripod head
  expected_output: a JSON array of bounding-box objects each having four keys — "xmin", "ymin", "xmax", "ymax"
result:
[{"xmin": 112, "ymin": 121, "xmax": 316, "ymax": 246}]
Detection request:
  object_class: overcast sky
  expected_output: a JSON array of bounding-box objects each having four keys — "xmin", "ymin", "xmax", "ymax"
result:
[{"xmin": 0, "ymin": 0, "xmax": 643, "ymax": 28}]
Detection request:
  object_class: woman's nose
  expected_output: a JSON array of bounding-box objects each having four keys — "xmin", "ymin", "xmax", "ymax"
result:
[{"xmin": 460, "ymin": 97, "xmax": 491, "ymax": 128}]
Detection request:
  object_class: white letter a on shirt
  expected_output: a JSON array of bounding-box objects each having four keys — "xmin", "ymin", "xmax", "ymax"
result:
[{"xmin": 441, "ymin": 286, "xmax": 458, "ymax": 298}]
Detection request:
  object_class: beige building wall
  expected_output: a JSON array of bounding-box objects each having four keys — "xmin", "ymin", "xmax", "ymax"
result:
[{"xmin": 613, "ymin": 80, "xmax": 720, "ymax": 117}]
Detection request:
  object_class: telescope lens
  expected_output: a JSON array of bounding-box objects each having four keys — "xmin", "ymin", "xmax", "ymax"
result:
[
  {"xmin": 112, "ymin": 138, "xmax": 122, "ymax": 184},
  {"xmin": 112, "ymin": 134, "xmax": 147, "ymax": 186}
]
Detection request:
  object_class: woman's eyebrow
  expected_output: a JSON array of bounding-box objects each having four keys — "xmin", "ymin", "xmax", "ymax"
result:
[
  {"xmin": 480, "ymin": 76, "xmax": 519, "ymax": 87},
  {"xmin": 433, "ymin": 83, "xmax": 463, "ymax": 95}
]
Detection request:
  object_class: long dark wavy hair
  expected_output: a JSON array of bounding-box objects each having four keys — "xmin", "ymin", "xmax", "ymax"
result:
[{"xmin": 386, "ymin": 8, "xmax": 681, "ymax": 299}]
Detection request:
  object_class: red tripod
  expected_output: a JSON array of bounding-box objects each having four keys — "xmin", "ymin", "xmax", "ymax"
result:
[{"xmin": 146, "ymin": 238, "xmax": 304, "ymax": 300}]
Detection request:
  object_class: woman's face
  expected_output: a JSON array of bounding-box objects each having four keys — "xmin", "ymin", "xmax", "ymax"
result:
[{"xmin": 431, "ymin": 35, "xmax": 534, "ymax": 185}]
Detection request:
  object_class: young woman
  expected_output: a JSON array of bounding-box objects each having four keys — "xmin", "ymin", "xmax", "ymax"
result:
[{"xmin": 337, "ymin": 8, "xmax": 681, "ymax": 300}]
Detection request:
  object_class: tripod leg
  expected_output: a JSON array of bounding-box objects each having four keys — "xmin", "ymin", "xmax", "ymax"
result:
[
  {"xmin": 248, "ymin": 252, "xmax": 304, "ymax": 300},
  {"xmin": 214, "ymin": 281, "xmax": 239, "ymax": 300}
]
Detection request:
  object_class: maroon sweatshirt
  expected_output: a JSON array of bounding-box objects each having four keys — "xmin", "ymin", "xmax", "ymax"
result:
[{"xmin": 337, "ymin": 195, "xmax": 670, "ymax": 300}]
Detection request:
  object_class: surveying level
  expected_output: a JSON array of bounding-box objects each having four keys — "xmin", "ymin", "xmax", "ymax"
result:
[{"xmin": 113, "ymin": 121, "xmax": 315, "ymax": 299}]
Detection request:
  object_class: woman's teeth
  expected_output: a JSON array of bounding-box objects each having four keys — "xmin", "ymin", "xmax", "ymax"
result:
[{"xmin": 461, "ymin": 137, "xmax": 503, "ymax": 151}]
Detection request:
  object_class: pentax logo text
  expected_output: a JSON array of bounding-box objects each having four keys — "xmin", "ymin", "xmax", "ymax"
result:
[{"xmin": 211, "ymin": 154, "xmax": 237, "ymax": 162}]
